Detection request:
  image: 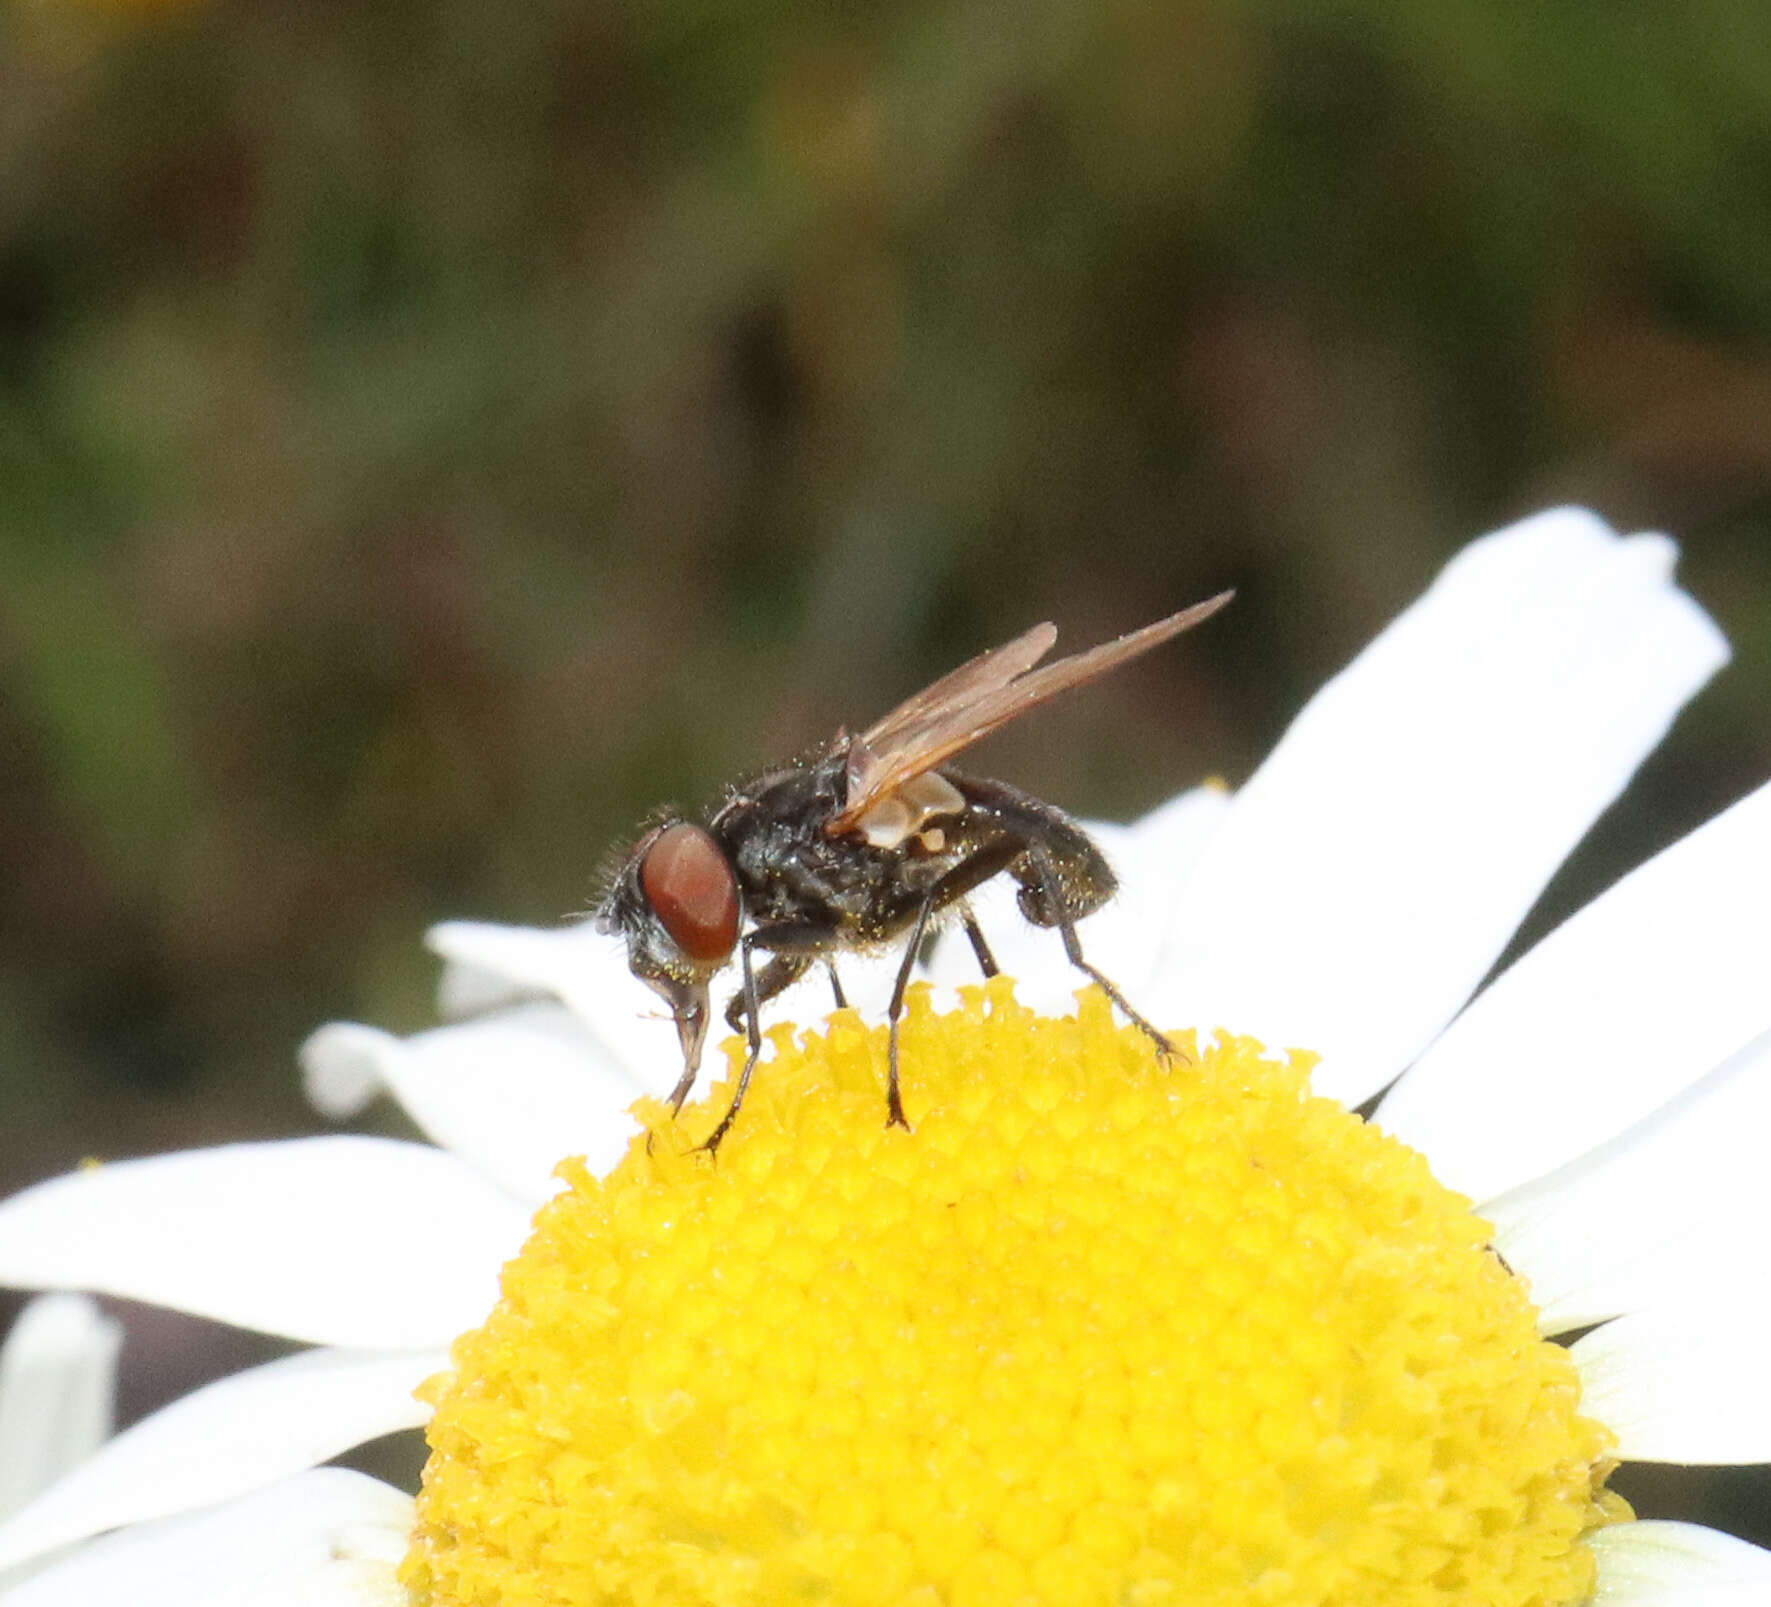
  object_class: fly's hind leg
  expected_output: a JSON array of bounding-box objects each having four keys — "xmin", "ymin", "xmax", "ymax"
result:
[{"xmin": 1027, "ymin": 843, "xmax": 1178, "ymax": 1063}]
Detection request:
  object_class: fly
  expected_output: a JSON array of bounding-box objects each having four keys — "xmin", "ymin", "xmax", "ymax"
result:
[{"xmin": 596, "ymin": 592, "xmax": 1233, "ymax": 1151}]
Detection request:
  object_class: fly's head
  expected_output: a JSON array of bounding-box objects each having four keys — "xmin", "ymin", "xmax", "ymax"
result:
[{"xmin": 597, "ymin": 818, "xmax": 740, "ymax": 1083}]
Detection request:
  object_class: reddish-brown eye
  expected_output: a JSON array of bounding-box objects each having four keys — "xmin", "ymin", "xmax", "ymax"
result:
[{"xmin": 640, "ymin": 823, "xmax": 739, "ymax": 963}]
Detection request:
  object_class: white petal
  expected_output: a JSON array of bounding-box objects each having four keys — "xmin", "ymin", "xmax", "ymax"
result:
[
  {"xmin": 1379, "ymin": 778, "xmax": 1771, "ymax": 1200},
  {"xmin": 428, "ymin": 920, "xmax": 681, "ymax": 1095},
  {"xmin": 1591, "ymin": 1520, "xmax": 1771, "ymax": 1605},
  {"xmin": 0, "ymin": 1348, "xmax": 438, "ymax": 1575},
  {"xmin": 1117, "ymin": 798, "xmax": 1237, "ymax": 965},
  {"xmin": 1150, "ymin": 508, "xmax": 1728, "ymax": 1106},
  {"xmin": 1074, "ymin": 787, "xmax": 1237, "ymax": 1011},
  {"xmin": 1572, "ymin": 1308, "xmax": 1771, "ymax": 1465},
  {"xmin": 0, "ymin": 1469, "xmax": 410, "ymax": 1607},
  {"xmin": 0, "ymin": 1138, "xmax": 527, "ymax": 1348},
  {"xmin": 0, "ymin": 1295, "xmax": 122, "ymax": 1520},
  {"xmin": 299, "ymin": 1034, "xmax": 384, "ymax": 1121},
  {"xmin": 199, "ymin": 1556, "xmax": 405, "ymax": 1607},
  {"xmin": 302, "ymin": 1005, "xmax": 647, "ymax": 1203},
  {"xmin": 1486, "ymin": 1028, "xmax": 1771, "ymax": 1334}
]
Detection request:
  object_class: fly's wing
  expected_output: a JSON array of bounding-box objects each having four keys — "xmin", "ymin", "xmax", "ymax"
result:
[
  {"xmin": 860, "ymin": 620, "xmax": 1059, "ymax": 754},
  {"xmin": 829, "ymin": 591, "xmax": 1233, "ymax": 837}
]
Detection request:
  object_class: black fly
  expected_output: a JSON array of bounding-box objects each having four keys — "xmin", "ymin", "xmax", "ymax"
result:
[{"xmin": 596, "ymin": 594, "xmax": 1232, "ymax": 1151}]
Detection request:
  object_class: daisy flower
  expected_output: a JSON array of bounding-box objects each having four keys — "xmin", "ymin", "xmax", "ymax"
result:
[{"xmin": 2, "ymin": 506, "xmax": 1769, "ymax": 1605}]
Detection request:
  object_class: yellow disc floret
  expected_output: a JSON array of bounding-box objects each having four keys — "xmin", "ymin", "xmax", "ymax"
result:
[{"xmin": 403, "ymin": 980, "xmax": 1624, "ymax": 1607}]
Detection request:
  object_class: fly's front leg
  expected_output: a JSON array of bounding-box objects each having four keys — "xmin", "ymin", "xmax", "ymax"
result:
[
  {"xmin": 1028, "ymin": 843, "xmax": 1177, "ymax": 1062},
  {"xmin": 885, "ymin": 893, "xmax": 939, "ymax": 1129},
  {"xmin": 702, "ymin": 930, "xmax": 770, "ymax": 1155},
  {"xmin": 699, "ymin": 916, "xmax": 838, "ymax": 1153}
]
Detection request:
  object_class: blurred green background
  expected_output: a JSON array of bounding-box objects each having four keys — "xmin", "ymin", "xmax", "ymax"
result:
[{"xmin": 3, "ymin": 0, "xmax": 1769, "ymax": 1542}]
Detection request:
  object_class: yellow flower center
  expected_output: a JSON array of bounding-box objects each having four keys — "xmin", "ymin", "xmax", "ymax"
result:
[{"xmin": 402, "ymin": 981, "xmax": 1625, "ymax": 1607}]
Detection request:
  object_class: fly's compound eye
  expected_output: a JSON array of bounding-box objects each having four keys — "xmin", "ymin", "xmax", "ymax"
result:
[{"xmin": 640, "ymin": 823, "xmax": 740, "ymax": 964}]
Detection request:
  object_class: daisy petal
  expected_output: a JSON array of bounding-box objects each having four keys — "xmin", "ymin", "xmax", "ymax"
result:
[
  {"xmin": 197, "ymin": 1556, "xmax": 403, "ymax": 1607},
  {"xmin": 1150, "ymin": 508, "xmax": 1728, "ymax": 1106},
  {"xmin": 0, "ymin": 1347, "xmax": 439, "ymax": 1575},
  {"xmin": 302, "ymin": 1004, "xmax": 647, "ymax": 1204},
  {"xmin": 1378, "ymin": 778, "xmax": 1771, "ymax": 1201},
  {"xmin": 1589, "ymin": 1519, "xmax": 1771, "ymax": 1604},
  {"xmin": 428, "ymin": 920, "xmax": 678, "ymax": 1095},
  {"xmin": 0, "ymin": 1139, "xmax": 527, "ymax": 1348},
  {"xmin": 299, "ymin": 1036, "xmax": 383, "ymax": 1121},
  {"xmin": 0, "ymin": 1468, "xmax": 409, "ymax": 1607},
  {"xmin": 0, "ymin": 1295, "xmax": 122, "ymax": 1519},
  {"xmin": 1486, "ymin": 1028, "xmax": 1771, "ymax": 1334},
  {"xmin": 1069, "ymin": 788, "xmax": 1237, "ymax": 1009},
  {"xmin": 1570, "ymin": 1308, "xmax": 1771, "ymax": 1466}
]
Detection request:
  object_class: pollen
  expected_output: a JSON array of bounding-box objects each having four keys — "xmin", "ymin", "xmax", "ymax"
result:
[{"xmin": 401, "ymin": 981, "xmax": 1625, "ymax": 1607}]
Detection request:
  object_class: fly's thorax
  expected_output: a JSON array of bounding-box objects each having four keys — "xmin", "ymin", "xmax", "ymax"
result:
[{"xmin": 710, "ymin": 762, "xmax": 979, "ymax": 941}]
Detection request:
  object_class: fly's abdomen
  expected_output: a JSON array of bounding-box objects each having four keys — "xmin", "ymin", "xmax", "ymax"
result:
[{"xmin": 946, "ymin": 772, "xmax": 1118, "ymax": 929}]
